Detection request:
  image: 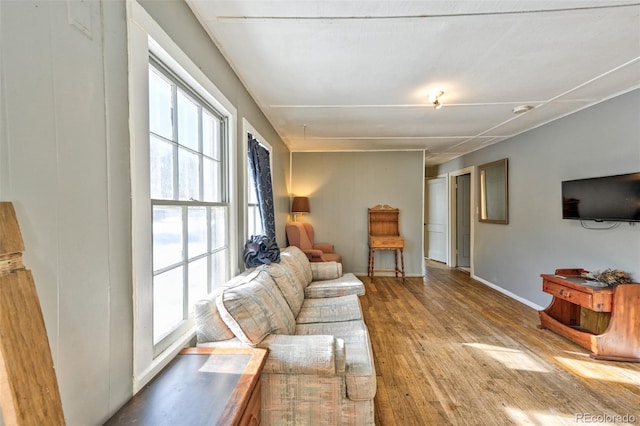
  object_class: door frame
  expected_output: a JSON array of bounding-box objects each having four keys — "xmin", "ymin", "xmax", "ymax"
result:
[{"xmin": 448, "ymin": 167, "xmax": 475, "ymax": 275}]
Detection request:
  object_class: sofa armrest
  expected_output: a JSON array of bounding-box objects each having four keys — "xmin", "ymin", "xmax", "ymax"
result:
[
  {"xmin": 313, "ymin": 243, "xmax": 335, "ymax": 253},
  {"xmin": 257, "ymin": 334, "xmax": 346, "ymax": 376},
  {"xmin": 310, "ymin": 261, "xmax": 343, "ymax": 280}
]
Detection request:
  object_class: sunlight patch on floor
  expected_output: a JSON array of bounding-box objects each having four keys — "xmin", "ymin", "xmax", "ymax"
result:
[
  {"xmin": 464, "ymin": 343, "xmax": 549, "ymax": 372},
  {"xmin": 504, "ymin": 406, "xmax": 576, "ymax": 425},
  {"xmin": 555, "ymin": 356, "xmax": 640, "ymax": 386}
]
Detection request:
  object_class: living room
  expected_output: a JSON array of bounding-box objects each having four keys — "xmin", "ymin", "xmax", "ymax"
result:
[{"xmin": 1, "ymin": 1, "xmax": 638, "ymax": 425}]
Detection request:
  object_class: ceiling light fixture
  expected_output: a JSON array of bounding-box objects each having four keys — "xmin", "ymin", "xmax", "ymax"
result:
[
  {"xmin": 512, "ymin": 105, "xmax": 534, "ymax": 114},
  {"xmin": 428, "ymin": 91, "xmax": 444, "ymax": 109}
]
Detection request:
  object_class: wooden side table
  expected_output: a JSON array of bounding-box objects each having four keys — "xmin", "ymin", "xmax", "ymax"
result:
[
  {"xmin": 368, "ymin": 236, "xmax": 405, "ymax": 282},
  {"xmin": 105, "ymin": 347, "xmax": 268, "ymax": 425},
  {"xmin": 539, "ymin": 269, "xmax": 640, "ymax": 362}
]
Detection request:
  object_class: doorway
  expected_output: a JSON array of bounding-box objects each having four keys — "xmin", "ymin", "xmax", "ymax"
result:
[
  {"xmin": 456, "ymin": 174, "xmax": 471, "ymax": 270},
  {"xmin": 448, "ymin": 167, "xmax": 474, "ymax": 274}
]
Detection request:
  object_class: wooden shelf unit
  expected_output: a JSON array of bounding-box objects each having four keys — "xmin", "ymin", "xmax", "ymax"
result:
[
  {"xmin": 368, "ymin": 204, "xmax": 405, "ymax": 282},
  {"xmin": 539, "ymin": 269, "xmax": 640, "ymax": 362}
]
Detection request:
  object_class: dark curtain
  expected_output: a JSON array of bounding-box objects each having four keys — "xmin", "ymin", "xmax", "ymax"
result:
[{"xmin": 247, "ymin": 134, "xmax": 276, "ymax": 238}]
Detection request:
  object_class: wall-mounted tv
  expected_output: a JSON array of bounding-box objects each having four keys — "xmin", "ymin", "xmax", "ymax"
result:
[{"xmin": 562, "ymin": 172, "xmax": 640, "ymax": 222}]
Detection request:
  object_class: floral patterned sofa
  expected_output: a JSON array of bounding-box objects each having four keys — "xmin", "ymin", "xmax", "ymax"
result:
[{"xmin": 194, "ymin": 246, "xmax": 376, "ymax": 425}]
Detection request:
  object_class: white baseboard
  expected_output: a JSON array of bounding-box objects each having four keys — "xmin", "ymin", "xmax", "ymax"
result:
[{"xmin": 472, "ymin": 274, "xmax": 545, "ymax": 311}]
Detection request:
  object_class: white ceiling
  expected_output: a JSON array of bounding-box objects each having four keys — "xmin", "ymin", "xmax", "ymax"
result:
[{"xmin": 185, "ymin": 1, "xmax": 640, "ymax": 165}]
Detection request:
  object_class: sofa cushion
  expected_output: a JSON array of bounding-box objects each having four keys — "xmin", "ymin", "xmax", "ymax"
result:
[
  {"xmin": 280, "ymin": 246, "xmax": 313, "ymax": 284},
  {"xmin": 277, "ymin": 253, "xmax": 309, "ymax": 290},
  {"xmin": 296, "ymin": 320, "xmax": 377, "ymax": 401},
  {"xmin": 296, "ymin": 294, "xmax": 363, "ymax": 324},
  {"xmin": 262, "ymin": 262, "xmax": 305, "ymax": 317},
  {"xmin": 305, "ymin": 273, "xmax": 365, "ymax": 299},
  {"xmin": 193, "ymin": 287, "xmax": 235, "ymax": 343},
  {"xmin": 310, "ymin": 261, "xmax": 342, "ymax": 281},
  {"xmin": 216, "ymin": 269, "xmax": 296, "ymax": 345}
]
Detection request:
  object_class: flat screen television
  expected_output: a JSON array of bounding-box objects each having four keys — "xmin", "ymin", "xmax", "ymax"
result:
[{"xmin": 562, "ymin": 172, "xmax": 640, "ymax": 222}]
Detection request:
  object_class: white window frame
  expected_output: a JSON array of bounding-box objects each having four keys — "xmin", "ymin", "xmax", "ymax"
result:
[
  {"xmin": 127, "ymin": 1, "xmax": 237, "ymax": 392},
  {"xmin": 242, "ymin": 118, "xmax": 273, "ymax": 241}
]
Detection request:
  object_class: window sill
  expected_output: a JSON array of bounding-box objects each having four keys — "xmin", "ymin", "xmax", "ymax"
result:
[{"xmin": 133, "ymin": 327, "xmax": 196, "ymax": 393}]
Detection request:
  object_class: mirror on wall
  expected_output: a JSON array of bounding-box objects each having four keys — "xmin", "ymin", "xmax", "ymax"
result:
[{"xmin": 478, "ymin": 158, "xmax": 508, "ymax": 224}]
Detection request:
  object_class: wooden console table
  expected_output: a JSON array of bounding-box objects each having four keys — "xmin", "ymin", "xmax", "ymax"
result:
[
  {"xmin": 539, "ymin": 269, "xmax": 640, "ymax": 362},
  {"xmin": 368, "ymin": 205, "xmax": 405, "ymax": 282},
  {"xmin": 105, "ymin": 347, "xmax": 268, "ymax": 425}
]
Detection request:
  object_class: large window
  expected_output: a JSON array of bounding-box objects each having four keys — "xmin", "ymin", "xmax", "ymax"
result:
[
  {"xmin": 247, "ymin": 166, "xmax": 263, "ymax": 239},
  {"xmin": 244, "ymin": 128, "xmax": 272, "ymax": 241},
  {"xmin": 148, "ymin": 61, "xmax": 229, "ymax": 353}
]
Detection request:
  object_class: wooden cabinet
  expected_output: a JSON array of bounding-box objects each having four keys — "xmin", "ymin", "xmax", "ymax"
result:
[
  {"xmin": 539, "ymin": 269, "xmax": 640, "ymax": 362},
  {"xmin": 105, "ymin": 347, "xmax": 268, "ymax": 425},
  {"xmin": 367, "ymin": 204, "xmax": 405, "ymax": 282}
]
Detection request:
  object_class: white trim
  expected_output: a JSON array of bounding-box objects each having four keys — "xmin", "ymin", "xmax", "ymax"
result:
[
  {"xmin": 127, "ymin": 0, "xmax": 238, "ymax": 391},
  {"xmin": 447, "ymin": 166, "xmax": 475, "ymax": 277},
  {"xmin": 424, "ymin": 173, "xmax": 449, "ymax": 265},
  {"xmin": 472, "ymin": 275, "xmax": 545, "ymax": 311}
]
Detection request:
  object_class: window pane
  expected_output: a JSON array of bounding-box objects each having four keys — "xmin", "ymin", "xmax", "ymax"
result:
[
  {"xmin": 148, "ymin": 69, "xmax": 173, "ymax": 140},
  {"xmin": 150, "ymin": 135, "xmax": 174, "ymax": 200},
  {"xmin": 153, "ymin": 206, "xmax": 183, "ymax": 270},
  {"xmin": 248, "ymin": 206, "xmax": 263, "ymax": 237},
  {"xmin": 178, "ymin": 147, "xmax": 200, "ymax": 201},
  {"xmin": 188, "ymin": 206, "xmax": 207, "ymax": 258},
  {"xmin": 210, "ymin": 249, "xmax": 227, "ymax": 290},
  {"xmin": 177, "ymin": 90, "xmax": 198, "ymax": 151},
  {"xmin": 211, "ymin": 207, "xmax": 227, "ymax": 250},
  {"xmin": 247, "ymin": 170, "xmax": 258, "ymax": 204},
  {"xmin": 203, "ymin": 158, "xmax": 221, "ymax": 202},
  {"xmin": 202, "ymin": 111, "xmax": 220, "ymax": 159},
  {"xmin": 153, "ymin": 266, "xmax": 184, "ymax": 343},
  {"xmin": 188, "ymin": 257, "xmax": 208, "ymax": 311}
]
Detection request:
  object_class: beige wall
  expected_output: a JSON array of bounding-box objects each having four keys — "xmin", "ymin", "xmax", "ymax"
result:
[
  {"xmin": 436, "ymin": 89, "xmax": 640, "ymax": 308},
  {"xmin": 291, "ymin": 151, "xmax": 425, "ymax": 275}
]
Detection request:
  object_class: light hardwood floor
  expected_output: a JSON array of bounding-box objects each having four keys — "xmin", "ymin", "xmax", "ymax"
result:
[{"xmin": 360, "ymin": 262, "xmax": 640, "ymax": 425}]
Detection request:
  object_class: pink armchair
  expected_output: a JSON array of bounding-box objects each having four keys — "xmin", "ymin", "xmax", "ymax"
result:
[{"xmin": 285, "ymin": 222, "xmax": 342, "ymax": 263}]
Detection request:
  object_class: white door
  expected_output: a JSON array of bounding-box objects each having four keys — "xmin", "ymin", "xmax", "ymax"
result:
[{"xmin": 425, "ymin": 176, "xmax": 447, "ymax": 263}]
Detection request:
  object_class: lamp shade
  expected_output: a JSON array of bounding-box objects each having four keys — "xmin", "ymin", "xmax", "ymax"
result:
[{"xmin": 291, "ymin": 197, "xmax": 310, "ymax": 214}]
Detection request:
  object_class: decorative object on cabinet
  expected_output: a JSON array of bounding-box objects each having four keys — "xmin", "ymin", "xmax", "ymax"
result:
[
  {"xmin": 585, "ymin": 268, "xmax": 633, "ymax": 286},
  {"xmin": 538, "ymin": 268, "xmax": 640, "ymax": 362},
  {"xmin": 478, "ymin": 158, "xmax": 508, "ymax": 224},
  {"xmin": 368, "ymin": 204, "xmax": 405, "ymax": 282}
]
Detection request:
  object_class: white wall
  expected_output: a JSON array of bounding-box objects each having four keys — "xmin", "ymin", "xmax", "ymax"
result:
[
  {"xmin": 1, "ymin": 1, "xmax": 132, "ymax": 424},
  {"xmin": 291, "ymin": 151, "xmax": 425, "ymax": 276},
  {"xmin": 436, "ymin": 89, "xmax": 640, "ymax": 308},
  {"xmin": 0, "ymin": 1, "xmax": 289, "ymax": 424}
]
